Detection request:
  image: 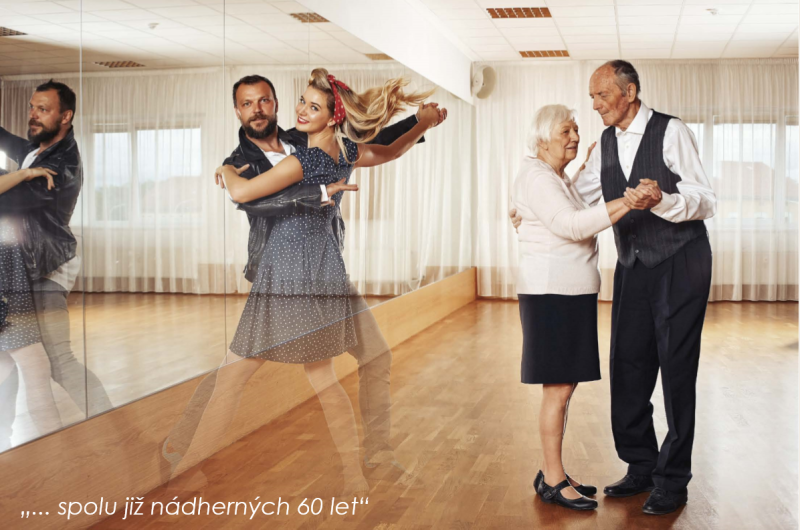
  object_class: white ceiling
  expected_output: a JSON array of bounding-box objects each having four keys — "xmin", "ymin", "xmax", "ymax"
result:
[
  {"xmin": 0, "ymin": 0, "xmax": 797, "ymax": 77},
  {"xmin": 0, "ymin": 0, "xmax": 385, "ymax": 76},
  {"xmin": 418, "ymin": 0, "xmax": 799, "ymax": 61}
]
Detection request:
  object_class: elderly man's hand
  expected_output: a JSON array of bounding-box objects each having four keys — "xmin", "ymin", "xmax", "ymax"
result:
[
  {"xmin": 509, "ymin": 208, "xmax": 522, "ymax": 232},
  {"xmin": 624, "ymin": 179, "xmax": 662, "ymax": 210}
]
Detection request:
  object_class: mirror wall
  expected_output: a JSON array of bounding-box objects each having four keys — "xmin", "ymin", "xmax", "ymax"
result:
[{"xmin": 0, "ymin": 0, "xmax": 471, "ymax": 454}]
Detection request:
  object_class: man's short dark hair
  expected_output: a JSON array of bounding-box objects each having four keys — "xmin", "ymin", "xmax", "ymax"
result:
[
  {"xmin": 232, "ymin": 75, "xmax": 277, "ymax": 107},
  {"xmin": 35, "ymin": 79, "xmax": 76, "ymax": 119},
  {"xmin": 602, "ymin": 60, "xmax": 641, "ymax": 98}
]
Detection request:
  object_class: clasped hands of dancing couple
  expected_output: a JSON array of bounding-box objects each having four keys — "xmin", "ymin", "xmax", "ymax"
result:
[
  {"xmin": 161, "ymin": 68, "xmax": 447, "ymax": 497},
  {"xmin": 511, "ymin": 60, "xmax": 716, "ymax": 515}
]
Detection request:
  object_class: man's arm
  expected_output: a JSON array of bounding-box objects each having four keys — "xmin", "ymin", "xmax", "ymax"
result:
[
  {"xmin": 370, "ymin": 114, "xmax": 424, "ymax": 146},
  {"xmin": 649, "ymin": 120, "xmax": 717, "ymax": 222},
  {"xmin": 0, "ymin": 127, "xmax": 31, "ymax": 165}
]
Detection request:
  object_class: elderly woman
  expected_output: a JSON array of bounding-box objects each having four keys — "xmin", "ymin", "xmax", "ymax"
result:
[{"xmin": 512, "ymin": 104, "xmax": 637, "ymax": 511}]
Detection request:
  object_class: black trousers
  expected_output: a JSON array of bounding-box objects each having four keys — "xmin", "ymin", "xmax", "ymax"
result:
[{"xmin": 610, "ymin": 235, "xmax": 712, "ymax": 493}]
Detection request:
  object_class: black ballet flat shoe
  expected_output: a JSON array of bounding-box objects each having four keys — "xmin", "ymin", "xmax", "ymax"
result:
[
  {"xmin": 538, "ymin": 478, "xmax": 598, "ymax": 511},
  {"xmin": 566, "ymin": 473, "xmax": 597, "ymax": 497},
  {"xmin": 603, "ymin": 474, "xmax": 655, "ymax": 497},
  {"xmin": 642, "ymin": 487, "xmax": 688, "ymax": 515}
]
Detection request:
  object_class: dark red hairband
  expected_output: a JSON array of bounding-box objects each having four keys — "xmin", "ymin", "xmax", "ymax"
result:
[{"xmin": 327, "ymin": 74, "xmax": 351, "ymax": 125}]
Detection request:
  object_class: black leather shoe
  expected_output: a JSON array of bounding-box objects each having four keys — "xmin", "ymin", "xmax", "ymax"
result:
[
  {"xmin": 642, "ymin": 487, "xmax": 688, "ymax": 515},
  {"xmin": 603, "ymin": 474, "xmax": 655, "ymax": 497},
  {"xmin": 566, "ymin": 473, "xmax": 597, "ymax": 497},
  {"xmin": 539, "ymin": 478, "xmax": 598, "ymax": 511}
]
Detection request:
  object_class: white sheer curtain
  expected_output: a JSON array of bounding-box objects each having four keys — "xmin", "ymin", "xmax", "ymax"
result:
[
  {"xmin": 475, "ymin": 58, "xmax": 799, "ymax": 301},
  {"xmin": 222, "ymin": 63, "xmax": 474, "ymax": 295},
  {"xmin": 0, "ymin": 63, "xmax": 474, "ymax": 295}
]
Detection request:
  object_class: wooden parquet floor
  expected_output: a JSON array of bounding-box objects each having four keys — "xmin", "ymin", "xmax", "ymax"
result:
[{"xmin": 93, "ymin": 300, "xmax": 798, "ymax": 530}]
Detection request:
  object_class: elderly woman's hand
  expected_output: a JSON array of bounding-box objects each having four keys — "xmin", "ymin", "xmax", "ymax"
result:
[
  {"xmin": 509, "ymin": 208, "xmax": 522, "ymax": 232},
  {"xmin": 624, "ymin": 179, "xmax": 662, "ymax": 210},
  {"xmin": 578, "ymin": 142, "xmax": 596, "ymax": 173}
]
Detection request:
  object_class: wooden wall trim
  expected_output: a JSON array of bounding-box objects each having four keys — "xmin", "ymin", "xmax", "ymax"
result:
[{"xmin": 0, "ymin": 268, "xmax": 477, "ymax": 529}]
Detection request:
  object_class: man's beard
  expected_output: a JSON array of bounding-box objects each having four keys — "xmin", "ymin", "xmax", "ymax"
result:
[
  {"xmin": 243, "ymin": 113, "xmax": 277, "ymax": 139},
  {"xmin": 27, "ymin": 119, "xmax": 60, "ymax": 145}
]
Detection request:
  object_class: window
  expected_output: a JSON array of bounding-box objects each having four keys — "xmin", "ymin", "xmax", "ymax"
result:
[
  {"xmin": 137, "ymin": 128, "xmax": 202, "ymax": 217},
  {"xmin": 785, "ymin": 116, "xmax": 798, "ymax": 225},
  {"xmin": 93, "ymin": 131, "xmax": 132, "ymax": 222},
  {"xmin": 712, "ymin": 119, "xmax": 777, "ymax": 222},
  {"xmin": 91, "ymin": 127, "xmax": 202, "ymax": 224}
]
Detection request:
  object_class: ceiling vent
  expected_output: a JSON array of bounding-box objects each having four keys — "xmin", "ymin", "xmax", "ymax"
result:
[
  {"xmin": 520, "ymin": 50, "xmax": 569, "ymax": 58},
  {"xmin": 95, "ymin": 61, "xmax": 146, "ymax": 68},
  {"xmin": 487, "ymin": 7, "xmax": 551, "ymax": 19},
  {"xmin": 0, "ymin": 27, "xmax": 27, "ymax": 37},
  {"xmin": 365, "ymin": 53, "xmax": 393, "ymax": 61},
  {"xmin": 290, "ymin": 13, "xmax": 328, "ymax": 23}
]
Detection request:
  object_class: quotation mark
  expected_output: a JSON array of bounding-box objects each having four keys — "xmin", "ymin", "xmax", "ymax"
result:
[{"xmin": 20, "ymin": 511, "xmax": 49, "ymax": 518}]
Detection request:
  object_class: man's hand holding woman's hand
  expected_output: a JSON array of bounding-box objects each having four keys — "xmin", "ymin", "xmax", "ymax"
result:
[
  {"xmin": 417, "ymin": 102, "xmax": 448, "ymax": 129},
  {"xmin": 624, "ymin": 178, "xmax": 662, "ymax": 210}
]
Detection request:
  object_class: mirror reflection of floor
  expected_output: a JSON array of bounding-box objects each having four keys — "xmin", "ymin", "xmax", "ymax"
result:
[
  {"xmin": 93, "ymin": 300, "xmax": 797, "ymax": 530},
  {"xmin": 9, "ymin": 293, "xmax": 394, "ymax": 449}
]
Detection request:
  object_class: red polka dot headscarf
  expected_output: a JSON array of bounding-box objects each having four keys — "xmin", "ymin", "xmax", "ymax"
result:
[{"xmin": 327, "ymin": 74, "xmax": 351, "ymax": 125}]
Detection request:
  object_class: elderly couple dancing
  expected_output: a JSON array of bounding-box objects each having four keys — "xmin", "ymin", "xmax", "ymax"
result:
[{"xmin": 509, "ymin": 60, "xmax": 716, "ymax": 515}]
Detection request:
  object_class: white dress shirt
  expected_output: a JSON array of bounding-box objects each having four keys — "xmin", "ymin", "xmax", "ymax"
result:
[
  {"xmin": 513, "ymin": 157, "xmax": 612, "ymax": 295},
  {"xmin": 573, "ymin": 102, "xmax": 717, "ymax": 223}
]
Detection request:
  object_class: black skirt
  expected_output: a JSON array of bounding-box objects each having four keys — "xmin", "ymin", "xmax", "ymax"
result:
[{"xmin": 518, "ymin": 293, "xmax": 601, "ymax": 385}]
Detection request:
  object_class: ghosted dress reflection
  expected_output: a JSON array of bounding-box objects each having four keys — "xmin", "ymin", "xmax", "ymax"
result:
[{"xmin": 0, "ymin": 173, "xmax": 63, "ymax": 450}]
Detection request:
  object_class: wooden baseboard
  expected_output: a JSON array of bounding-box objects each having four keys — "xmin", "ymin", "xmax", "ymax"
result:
[{"xmin": 0, "ymin": 268, "xmax": 477, "ymax": 529}]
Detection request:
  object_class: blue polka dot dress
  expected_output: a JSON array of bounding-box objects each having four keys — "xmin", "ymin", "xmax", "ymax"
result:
[
  {"xmin": 229, "ymin": 138, "xmax": 359, "ymax": 363},
  {"xmin": 0, "ymin": 216, "xmax": 42, "ymax": 352}
]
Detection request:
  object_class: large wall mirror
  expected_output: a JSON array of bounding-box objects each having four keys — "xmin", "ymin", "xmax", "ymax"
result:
[{"xmin": 0, "ymin": 0, "xmax": 472, "ymax": 455}]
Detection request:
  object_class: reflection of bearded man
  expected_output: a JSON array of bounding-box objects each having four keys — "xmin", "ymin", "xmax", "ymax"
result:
[
  {"xmin": 243, "ymin": 111, "xmax": 277, "ymax": 140},
  {"xmin": 28, "ymin": 116, "xmax": 61, "ymax": 145}
]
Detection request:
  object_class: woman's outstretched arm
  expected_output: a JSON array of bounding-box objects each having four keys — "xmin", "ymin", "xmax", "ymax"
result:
[
  {"xmin": 0, "ymin": 167, "xmax": 55, "ymax": 196},
  {"xmin": 354, "ymin": 105, "xmax": 445, "ymax": 169},
  {"xmin": 216, "ymin": 156, "xmax": 305, "ymax": 203}
]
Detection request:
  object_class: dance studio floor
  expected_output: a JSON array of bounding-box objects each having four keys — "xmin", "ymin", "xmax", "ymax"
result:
[{"xmin": 91, "ymin": 299, "xmax": 797, "ymax": 529}]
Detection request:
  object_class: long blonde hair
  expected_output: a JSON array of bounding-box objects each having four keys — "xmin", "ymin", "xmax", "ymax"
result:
[{"xmin": 307, "ymin": 68, "xmax": 434, "ymax": 162}]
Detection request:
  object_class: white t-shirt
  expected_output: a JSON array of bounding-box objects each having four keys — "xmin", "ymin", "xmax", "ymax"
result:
[{"xmin": 21, "ymin": 148, "xmax": 80, "ymax": 291}]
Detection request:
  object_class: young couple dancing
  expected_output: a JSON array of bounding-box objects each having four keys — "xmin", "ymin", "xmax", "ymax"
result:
[{"xmin": 161, "ymin": 68, "xmax": 447, "ymax": 494}]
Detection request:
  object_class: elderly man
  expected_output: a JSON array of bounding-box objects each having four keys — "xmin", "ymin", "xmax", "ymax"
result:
[{"xmin": 512, "ymin": 60, "xmax": 716, "ymax": 515}]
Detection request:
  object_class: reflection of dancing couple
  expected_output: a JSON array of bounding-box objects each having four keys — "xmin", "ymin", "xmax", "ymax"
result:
[
  {"xmin": 162, "ymin": 68, "xmax": 447, "ymax": 493},
  {"xmin": 0, "ymin": 80, "xmax": 113, "ymax": 449}
]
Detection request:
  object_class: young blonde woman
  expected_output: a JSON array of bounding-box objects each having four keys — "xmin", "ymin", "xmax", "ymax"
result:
[{"xmin": 169, "ymin": 69, "xmax": 444, "ymax": 494}]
